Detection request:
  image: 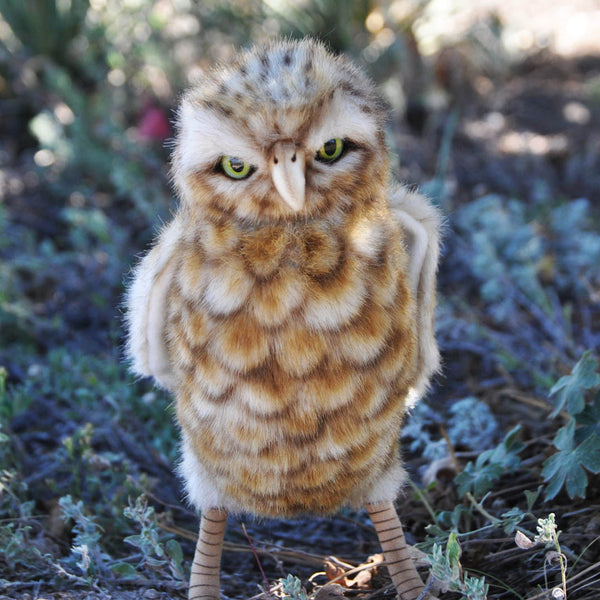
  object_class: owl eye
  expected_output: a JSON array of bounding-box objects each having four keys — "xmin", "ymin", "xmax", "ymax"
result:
[
  {"xmin": 220, "ymin": 156, "xmax": 254, "ymax": 180},
  {"xmin": 316, "ymin": 138, "xmax": 344, "ymax": 163}
]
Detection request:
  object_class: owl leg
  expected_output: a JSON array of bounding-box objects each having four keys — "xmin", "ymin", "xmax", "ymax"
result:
[
  {"xmin": 366, "ymin": 501, "xmax": 428, "ymax": 600},
  {"xmin": 188, "ymin": 508, "xmax": 227, "ymax": 600}
]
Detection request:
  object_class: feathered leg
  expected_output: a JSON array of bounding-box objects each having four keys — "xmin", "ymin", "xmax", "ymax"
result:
[
  {"xmin": 188, "ymin": 508, "xmax": 227, "ymax": 600},
  {"xmin": 366, "ymin": 501, "xmax": 428, "ymax": 600}
]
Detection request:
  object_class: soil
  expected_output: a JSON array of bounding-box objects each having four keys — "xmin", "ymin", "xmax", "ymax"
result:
[{"xmin": 1, "ymin": 7, "xmax": 600, "ymax": 600}]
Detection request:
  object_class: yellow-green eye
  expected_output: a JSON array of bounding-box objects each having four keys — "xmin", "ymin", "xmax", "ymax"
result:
[
  {"xmin": 316, "ymin": 138, "xmax": 344, "ymax": 163},
  {"xmin": 220, "ymin": 156, "xmax": 253, "ymax": 179}
]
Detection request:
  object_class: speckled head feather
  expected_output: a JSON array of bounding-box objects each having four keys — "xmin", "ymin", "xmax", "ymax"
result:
[{"xmin": 194, "ymin": 39, "xmax": 381, "ymax": 115}]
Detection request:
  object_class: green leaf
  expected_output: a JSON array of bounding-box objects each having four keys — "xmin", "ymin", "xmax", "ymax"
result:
[
  {"xmin": 123, "ymin": 534, "xmax": 142, "ymax": 548},
  {"xmin": 464, "ymin": 572, "xmax": 489, "ymax": 599},
  {"xmin": 550, "ymin": 351, "xmax": 600, "ymax": 417},
  {"xmin": 486, "ymin": 424, "xmax": 525, "ymax": 468},
  {"xmin": 166, "ymin": 538, "xmax": 183, "ymax": 564},
  {"xmin": 575, "ymin": 393, "xmax": 600, "ymax": 442},
  {"xmin": 500, "ymin": 506, "xmax": 526, "ymax": 534},
  {"xmin": 454, "ymin": 426, "xmax": 523, "ymax": 498},
  {"xmin": 145, "ymin": 556, "xmax": 167, "ymax": 567},
  {"xmin": 110, "ymin": 562, "xmax": 138, "ymax": 579},
  {"xmin": 524, "ymin": 486, "xmax": 542, "ymax": 512},
  {"xmin": 446, "ymin": 531, "xmax": 462, "ymax": 569},
  {"xmin": 553, "ymin": 419, "xmax": 575, "ymax": 452},
  {"xmin": 578, "ymin": 433, "xmax": 600, "ymax": 472},
  {"xmin": 542, "ymin": 420, "xmax": 600, "ymax": 500},
  {"xmin": 455, "ymin": 459, "xmax": 503, "ymax": 497}
]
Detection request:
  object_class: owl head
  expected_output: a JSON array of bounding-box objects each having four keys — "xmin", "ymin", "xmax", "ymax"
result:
[{"xmin": 172, "ymin": 38, "xmax": 390, "ymax": 224}]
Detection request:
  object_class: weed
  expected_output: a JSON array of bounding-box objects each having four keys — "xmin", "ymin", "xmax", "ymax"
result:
[
  {"xmin": 454, "ymin": 425, "xmax": 524, "ymax": 499},
  {"xmin": 0, "ymin": 366, "xmax": 8, "ymax": 421},
  {"xmin": 515, "ymin": 513, "xmax": 568, "ymax": 599},
  {"xmin": 543, "ymin": 352, "xmax": 600, "ymax": 500},
  {"xmin": 280, "ymin": 574, "xmax": 310, "ymax": 600},
  {"xmin": 403, "ymin": 396, "xmax": 500, "ymax": 462},
  {"xmin": 59, "ymin": 494, "xmax": 110, "ymax": 580},
  {"xmin": 429, "ymin": 532, "xmax": 489, "ymax": 600},
  {"xmin": 122, "ymin": 495, "xmax": 186, "ymax": 585}
]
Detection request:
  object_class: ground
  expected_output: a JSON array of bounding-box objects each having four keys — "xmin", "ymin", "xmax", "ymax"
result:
[{"xmin": 0, "ymin": 2, "xmax": 599, "ymax": 599}]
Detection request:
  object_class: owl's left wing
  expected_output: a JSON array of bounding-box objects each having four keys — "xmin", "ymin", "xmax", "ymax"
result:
[
  {"xmin": 125, "ymin": 217, "xmax": 183, "ymax": 391},
  {"xmin": 389, "ymin": 185, "xmax": 442, "ymax": 396}
]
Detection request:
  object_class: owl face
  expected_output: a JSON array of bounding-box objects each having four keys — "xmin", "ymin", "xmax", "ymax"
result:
[{"xmin": 173, "ymin": 39, "xmax": 389, "ymax": 223}]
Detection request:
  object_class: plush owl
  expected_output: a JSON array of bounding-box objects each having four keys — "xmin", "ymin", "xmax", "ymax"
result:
[{"xmin": 125, "ymin": 38, "xmax": 441, "ymax": 600}]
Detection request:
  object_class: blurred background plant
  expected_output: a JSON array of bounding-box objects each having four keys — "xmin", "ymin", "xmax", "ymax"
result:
[{"xmin": 0, "ymin": 1, "xmax": 599, "ymax": 598}]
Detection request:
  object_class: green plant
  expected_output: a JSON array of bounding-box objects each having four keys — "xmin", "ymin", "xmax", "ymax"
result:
[
  {"xmin": 549, "ymin": 199, "xmax": 600, "ymax": 296},
  {"xmin": 515, "ymin": 513, "xmax": 567, "ymax": 599},
  {"xmin": 455, "ymin": 425, "xmax": 524, "ymax": 499},
  {"xmin": 280, "ymin": 574, "xmax": 309, "ymax": 600},
  {"xmin": 264, "ymin": 0, "xmax": 372, "ymax": 54},
  {"xmin": 61, "ymin": 422, "xmax": 94, "ymax": 498},
  {"xmin": 543, "ymin": 351, "xmax": 600, "ymax": 500},
  {"xmin": 122, "ymin": 495, "xmax": 185, "ymax": 585},
  {"xmin": 403, "ymin": 397, "xmax": 500, "ymax": 462},
  {"xmin": 59, "ymin": 493, "xmax": 111, "ymax": 580},
  {"xmin": 429, "ymin": 532, "xmax": 489, "ymax": 600},
  {"xmin": 452, "ymin": 195, "xmax": 551, "ymax": 320},
  {"xmin": 0, "ymin": 0, "xmax": 89, "ymax": 62}
]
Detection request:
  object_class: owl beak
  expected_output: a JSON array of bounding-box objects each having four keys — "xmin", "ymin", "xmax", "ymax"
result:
[{"xmin": 270, "ymin": 141, "xmax": 305, "ymax": 212}]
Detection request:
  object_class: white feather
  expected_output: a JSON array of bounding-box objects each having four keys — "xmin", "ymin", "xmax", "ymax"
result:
[
  {"xmin": 179, "ymin": 433, "xmax": 224, "ymax": 510},
  {"xmin": 125, "ymin": 218, "xmax": 184, "ymax": 390},
  {"xmin": 305, "ymin": 90, "xmax": 379, "ymax": 152},
  {"xmin": 177, "ymin": 101, "xmax": 264, "ymax": 173},
  {"xmin": 390, "ymin": 184, "xmax": 443, "ymax": 396}
]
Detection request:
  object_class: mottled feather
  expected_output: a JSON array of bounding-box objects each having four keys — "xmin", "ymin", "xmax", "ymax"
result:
[{"xmin": 125, "ymin": 38, "xmax": 441, "ymax": 600}]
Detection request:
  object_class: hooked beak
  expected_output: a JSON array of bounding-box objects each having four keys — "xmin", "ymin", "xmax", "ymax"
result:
[{"xmin": 270, "ymin": 141, "xmax": 305, "ymax": 212}]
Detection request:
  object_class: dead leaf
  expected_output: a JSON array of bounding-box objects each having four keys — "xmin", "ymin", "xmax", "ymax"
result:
[
  {"xmin": 515, "ymin": 529, "xmax": 536, "ymax": 549},
  {"xmin": 324, "ymin": 554, "xmax": 382, "ymax": 589},
  {"xmin": 422, "ymin": 455, "xmax": 457, "ymax": 486},
  {"xmin": 324, "ymin": 559, "xmax": 347, "ymax": 582},
  {"xmin": 349, "ymin": 568, "xmax": 373, "ymax": 588}
]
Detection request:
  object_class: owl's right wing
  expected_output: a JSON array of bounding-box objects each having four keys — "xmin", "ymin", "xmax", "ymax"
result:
[
  {"xmin": 125, "ymin": 217, "xmax": 183, "ymax": 391},
  {"xmin": 389, "ymin": 184, "xmax": 443, "ymax": 396}
]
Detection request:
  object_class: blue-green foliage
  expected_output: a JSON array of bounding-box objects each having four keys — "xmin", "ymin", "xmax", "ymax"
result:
[
  {"xmin": 122, "ymin": 495, "xmax": 185, "ymax": 583},
  {"xmin": 452, "ymin": 195, "xmax": 548, "ymax": 320},
  {"xmin": 454, "ymin": 425, "xmax": 524, "ymax": 498},
  {"xmin": 429, "ymin": 532, "xmax": 489, "ymax": 600},
  {"xmin": 446, "ymin": 193, "xmax": 600, "ymax": 393},
  {"xmin": 59, "ymin": 494, "xmax": 111, "ymax": 579},
  {"xmin": 280, "ymin": 574, "xmax": 309, "ymax": 600},
  {"xmin": 549, "ymin": 350, "xmax": 600, "ymax": 417},
  {"xmin": 452, "ymin": 195, "xmax": 600, "ymax": 321},
  {"xmin": 543, "ymin": 352, "xmax": 600, "ymax": 500},
  {"xmin": 403, "ymin": 397, "xmax": 499, "ymax": 461},
  {"xmin": 402, "ymin": 401, "xmax": 445, "ymax": 460},
  {"xmin": 448, "ymin": 397, "xmax": 499, "ymax": 451},
  {"xmin": 550, "ymin": 199, "xmax": 600, "ymax": 295}
]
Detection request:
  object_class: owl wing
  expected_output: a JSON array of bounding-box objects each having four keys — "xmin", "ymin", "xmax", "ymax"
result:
[
  {"xmin": 125, "ymin": 217, "xmax": 183, "ymax": 391},
  {"xmin": 389, "ymin": 184, "xmax": 442, "ymax": 395}
]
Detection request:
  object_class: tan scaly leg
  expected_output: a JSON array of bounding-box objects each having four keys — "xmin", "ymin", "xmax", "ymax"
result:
[
  {"xmin": 366, "ymin": 501, "xmax": 430, "ymax": 600},
  {"xmin": 188, "ymin": 508, "xmax": 227, "ymax": 600}
]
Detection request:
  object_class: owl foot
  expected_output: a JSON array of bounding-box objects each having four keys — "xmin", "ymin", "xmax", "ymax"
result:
[
  {"xmin": 188, "ymin": 508, "xmax": 228, "ymax": 600},
  {"xmin": 366, "ymin": 501, "xmax": 438, "ymax": 600}
]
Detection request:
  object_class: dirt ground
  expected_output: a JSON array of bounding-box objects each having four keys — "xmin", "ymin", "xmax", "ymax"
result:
[{"xmin": 1, "ymin": 2, "xmax": 600, "ymax": 599}]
